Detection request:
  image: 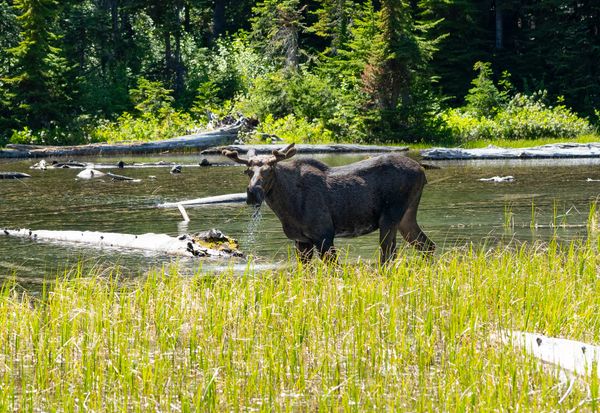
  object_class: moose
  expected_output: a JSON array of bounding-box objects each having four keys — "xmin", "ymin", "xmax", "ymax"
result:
[{"xmin": 223, "ymin": 143, "xmax": 435, "ymax": 263}]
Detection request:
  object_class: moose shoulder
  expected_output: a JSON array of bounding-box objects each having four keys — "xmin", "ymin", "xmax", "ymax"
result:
[{"xmin": 223, "ymin": 143, "xmax": 435, "ymax": 263}]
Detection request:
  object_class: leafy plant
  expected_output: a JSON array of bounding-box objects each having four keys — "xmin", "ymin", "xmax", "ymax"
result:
[
  {"xmin": 443, "ymin": 65, "xmax": 595, "ymax": 142},
  {"xmin": 254, "ymin": 113, "xmax": 334, "ymax": 144}
]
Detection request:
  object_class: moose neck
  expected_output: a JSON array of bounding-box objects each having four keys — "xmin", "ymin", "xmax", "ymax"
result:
[{"xmin": 264, "ymin": 164, "xmax": 303, "ymax": 220}]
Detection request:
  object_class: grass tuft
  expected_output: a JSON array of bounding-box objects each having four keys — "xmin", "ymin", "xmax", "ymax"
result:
[{"xmin": 0, "ymin": 241, "xmax": 599, "ymax": 411}]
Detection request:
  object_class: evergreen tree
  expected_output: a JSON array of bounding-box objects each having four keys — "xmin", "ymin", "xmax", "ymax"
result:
[
  {"xmin": 251, "ymin": 0, "xmax": 305, "ymax": 71},
  {"xmin": 0, "ymin": 1, "xmax": 20, "ymax": 135},
  {"xmin": 360, "ymin": 0, "xmax": 440, "ymax": 140},
  {"xmin": 4, "ymin": 0, "xmax": 71, "ymax": 130}
]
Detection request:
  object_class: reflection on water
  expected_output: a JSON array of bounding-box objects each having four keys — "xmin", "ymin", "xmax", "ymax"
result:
[{"xmin": 2, "ymin": 153, "xmax": 600, "ymax": 279}]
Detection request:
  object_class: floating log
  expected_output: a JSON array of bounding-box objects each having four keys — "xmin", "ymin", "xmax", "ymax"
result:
[
  {"xmin": 0, "ymin": 228, "xmax": 243, "ymax": 258},
  {"xmin": 499, "ymin": 331, "xmax": 600, "ymax": 378},
  {"xmin": 1, "ymin": 123, "xmax": 242, "ymax": 159},
  {"xmin": 0, "ymin": 172, "xmax": 31, "ymax": 179},
  {"xmin": 202, "ymin": 143, "xmax": 409, "ymax": 155},
  {"xmin": 422, "ymin": 143, "xmax": 600, "ymax": 160},
  {"xmin": 77, "ymin": 169, "xmax": 106, "ymax": 179},
  {"xmin": 158, "ymin": 193, "xmax": 247, "ymax": 209},
  {"xmin": 478, "ymin": 175, "xmax": 515, "ymax": 183},
  {"xmin": 106, "ymin": 172, "xmax": 138, "ymax": 181}
]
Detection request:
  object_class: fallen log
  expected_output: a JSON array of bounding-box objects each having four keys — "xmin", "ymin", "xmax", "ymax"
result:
[
  {"xmin": 106, "ymin": 172, "xmax": 139, "ymax": 181},
  {"xmin": 499, "ymin": 331, "xmax": 600, "ymax": 378},
  {"xmin": 1, "ymin": 123, "xmax": 241, "ymax": 159},
  {"xmin": 422, "ymin": 143, "xmax": 600, "ymax": 160},
  {"xmin": 202, "ymin": 143, "xmax": 409, "ymax": 155},
  {"xmin": 0, "ymin": 172, "xmax": 31, "ymax": 179},
  {"xmin": 158, "ymin": 193, "xmax": 247, "ymax": 209},
  {"xmin": 76, "ymin": 169, "xmax": 139, "ymax": 181},
  {"xmin": 0, "ymin": 228, "xmax": 243, "ymax": 258}
]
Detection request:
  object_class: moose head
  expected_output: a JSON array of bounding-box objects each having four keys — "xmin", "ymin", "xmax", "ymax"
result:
[{"xmin": 223, "ymin": 143, "xmax": 297, "ymax": 206}]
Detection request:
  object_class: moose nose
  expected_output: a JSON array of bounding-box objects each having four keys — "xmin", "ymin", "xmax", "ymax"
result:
[{"xmin": 246, "ymin": 186, "xmax": 264, "ymax": 206}]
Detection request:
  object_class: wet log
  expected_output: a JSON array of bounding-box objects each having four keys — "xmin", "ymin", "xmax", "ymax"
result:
[
  {"xmin": 158, "ymin": 193, "xmax": 247, "ymax": 209},
  {"xmin": 0, "ymin": 123, "xmax": 241, "ymax": 159},
  {"xmin": 499, "ymin": 331, "xmax": 600, "ymax": 378},
  {"xmin": 202, "ymin": 143, "xmax": 409, "ymax": 155},
  {"xmin": 0, "ymin": 172, "xmax": 31, "ymax": 179},
  {"xmin": 76, "ymin": 169, "xmax": 140, "ymax": 181},
  {"xmin": 422, "ymin": 143, "xmax": 600, "ymax": 160},
  {"xmin": 0, "ymin": 228, "xmax": 243, "ymax": 258}
]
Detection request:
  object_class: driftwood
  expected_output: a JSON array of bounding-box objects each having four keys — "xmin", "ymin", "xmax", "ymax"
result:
[
  {"xmin": 158, "ymin": 193, "xmax": 247, "ymax": 209},
  {"xmin": 478, "ymin": 175, "xmax": 515, "ymax": 182},
  {"xmin": 0, "ymin": 123, "xmax": 241, "ymax": 159},
  {"xmin": 499, "ymin": 331, "xmax": 600, "ymax": 378},
  {"xmin": 1, "ymin": 228, "xmax": 243, "ymax": 258},
  {"xmin": 202, "ymin": 143, "xmax": 409, "ymax": 155},
  {"xmin": 158, "ymin": 193, "xmax": 248, "ymax": 221},
  {"xmin": 76, "ymin": 169, "xmax": 139, "ymax": 181},
  {"xmin": 422, "ymin": 143, "xmax": 600, "ymax": 160},
  {"xmin": 31, "ymin": 160, "xmax": 228, "ymax": 170},
  {"xmin": 0, "ymin": 172, "xmax": 31, "ymax": 179}
]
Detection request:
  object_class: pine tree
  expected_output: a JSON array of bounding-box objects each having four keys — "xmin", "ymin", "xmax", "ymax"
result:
[
  {"xmin": 4, "ymin": 0, "xmax": 71, "ymax": 130},
  {"xmin": 360, "ymin": 0, "xmax": 440, "ymax": 140},
  {"xmin": 251, "ymin": 0, "xmax": 305, "ymax": 72}
]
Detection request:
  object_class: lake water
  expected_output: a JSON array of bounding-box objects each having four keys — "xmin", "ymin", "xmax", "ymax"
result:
[{"xmin": 2, "ymin": 153, "xmax": 600, "ymax": 282}]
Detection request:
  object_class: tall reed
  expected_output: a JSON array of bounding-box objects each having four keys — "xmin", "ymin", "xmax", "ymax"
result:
[{"xmin": 0, "ymin": 240, "xmax": 598, "ymax": 411}]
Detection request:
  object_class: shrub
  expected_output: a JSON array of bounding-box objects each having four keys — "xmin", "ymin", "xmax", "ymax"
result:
[
  {"xmin": 254, "ymin": 114, "xmax": 334, "ymax": 144},
  {"xmin": 443, "ymin": 63, "xmax": 595, "ymax": 142},
  {"xmin": 443, "ymin": 92, "xmax": 594, "ymax": 142},
  {"xmin": 90, "ymin": 111, "xmax": 198, "ymax": 143}
]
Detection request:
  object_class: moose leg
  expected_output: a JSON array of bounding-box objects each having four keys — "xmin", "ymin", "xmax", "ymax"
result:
[
  {"xmin": 379, "ymin": 219, "xmax": 399, "ymax": 263},
  {"xmin": 398, "ymin": 200, "xmax": 435, "ymax": 254},
  {"xmin": 295, "ymin": 241, "xmax": 314, "ymax": 263},
  {"xmin": 317, "ymin": 234, "xmax": 337, "ymax": 263}
]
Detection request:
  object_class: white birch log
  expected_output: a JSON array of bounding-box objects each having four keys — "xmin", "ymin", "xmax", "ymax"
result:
[
  {"xmin": 0, "ymin": 228, "xmax": 243, "ymax": 258},
  {"xmin": 158, "ymin": 193, "xmax": 247, "ymax": 208},
  {"xmin": 422, "ymin": 143, "xmax": 600, "ymax": 160},
  {"xmin": 0, "ymin": 172, "xmax": 31, "ymax": 179},
  {"xmin": 500, "ymin": 331, "xmax": 600, "ymax": 378}
]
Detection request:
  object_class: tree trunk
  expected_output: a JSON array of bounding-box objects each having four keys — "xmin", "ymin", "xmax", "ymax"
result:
[
  {"xmin": 213, "ymin": 0, "xmax": 226, "ymax": 40},
  {"xmin": 495, "ymin": 0, "xmax": 503, "ymax": 49}
]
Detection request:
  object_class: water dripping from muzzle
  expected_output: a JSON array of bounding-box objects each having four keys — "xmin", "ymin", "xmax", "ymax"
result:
[{"xmin": 244, "ymin": 204, "xmax": 263, "ymax": 246}]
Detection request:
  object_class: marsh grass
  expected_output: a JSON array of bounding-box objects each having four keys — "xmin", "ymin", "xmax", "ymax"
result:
[{"xmin": 0, "ymin": 240, "xmax": 599, "ymax": 411}]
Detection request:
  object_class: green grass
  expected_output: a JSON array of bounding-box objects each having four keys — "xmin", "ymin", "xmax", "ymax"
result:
[{"xmin": 0, "ymin": 240, "xmax": 599, "ymax": 411}]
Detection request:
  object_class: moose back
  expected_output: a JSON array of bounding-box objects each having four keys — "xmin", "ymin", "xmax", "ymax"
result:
[{"xmin": 223, "ymin": 144, "xmax": 435, "ymax": 263}]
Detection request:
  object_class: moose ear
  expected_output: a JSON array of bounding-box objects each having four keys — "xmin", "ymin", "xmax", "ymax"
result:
[{"xmin": 222, "ymin": 149, "xmax": 250, "ymax": 165}]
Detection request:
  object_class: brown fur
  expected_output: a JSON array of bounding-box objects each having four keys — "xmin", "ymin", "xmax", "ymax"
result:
[{"xmin": 224, "ymin": 144, "xmax": 435, "ymax": 263}]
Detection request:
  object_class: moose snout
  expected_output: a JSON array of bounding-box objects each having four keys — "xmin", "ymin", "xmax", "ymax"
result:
[{"xmin": 246, "ymin": 185, "xmax": 265, "ymax": 206}]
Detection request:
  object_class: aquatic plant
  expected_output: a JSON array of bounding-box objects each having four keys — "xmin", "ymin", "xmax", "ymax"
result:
[{"xmin": 0, "ymin": 238, "xmax": 598, "ymax": 411}]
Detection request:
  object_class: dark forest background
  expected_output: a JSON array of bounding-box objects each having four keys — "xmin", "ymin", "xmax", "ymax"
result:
[{"xmin": 1, "ymin": 0, "xmax": 598, "ymax": 145}]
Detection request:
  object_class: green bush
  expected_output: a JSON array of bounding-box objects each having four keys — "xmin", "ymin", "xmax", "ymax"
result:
[
  {"xmin": 254, "ymin": 114, "xmax": 334, "ymax": 144},
  {"xmin": 443, "ymin": 92, "xmax": 594, "ymax": 142},
  {"xmin": 90, "ymin": 111, "xmax": 198, "ymax": 143},
  {"xmin": 8, "ymin": 118, "xmax": 94, "ymax": 146},
  {"xmin": 90, "ymin": 78, "xmax": 201, "ymax": 143},
  {"xmin": 442, "ymin": 63, "xmax": 595, "ymax": 142}
]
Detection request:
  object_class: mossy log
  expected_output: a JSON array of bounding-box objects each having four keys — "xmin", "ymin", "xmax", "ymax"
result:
[{"xmin": 0, "ymin": 124, "xmax": 241, "ymax": 159}]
